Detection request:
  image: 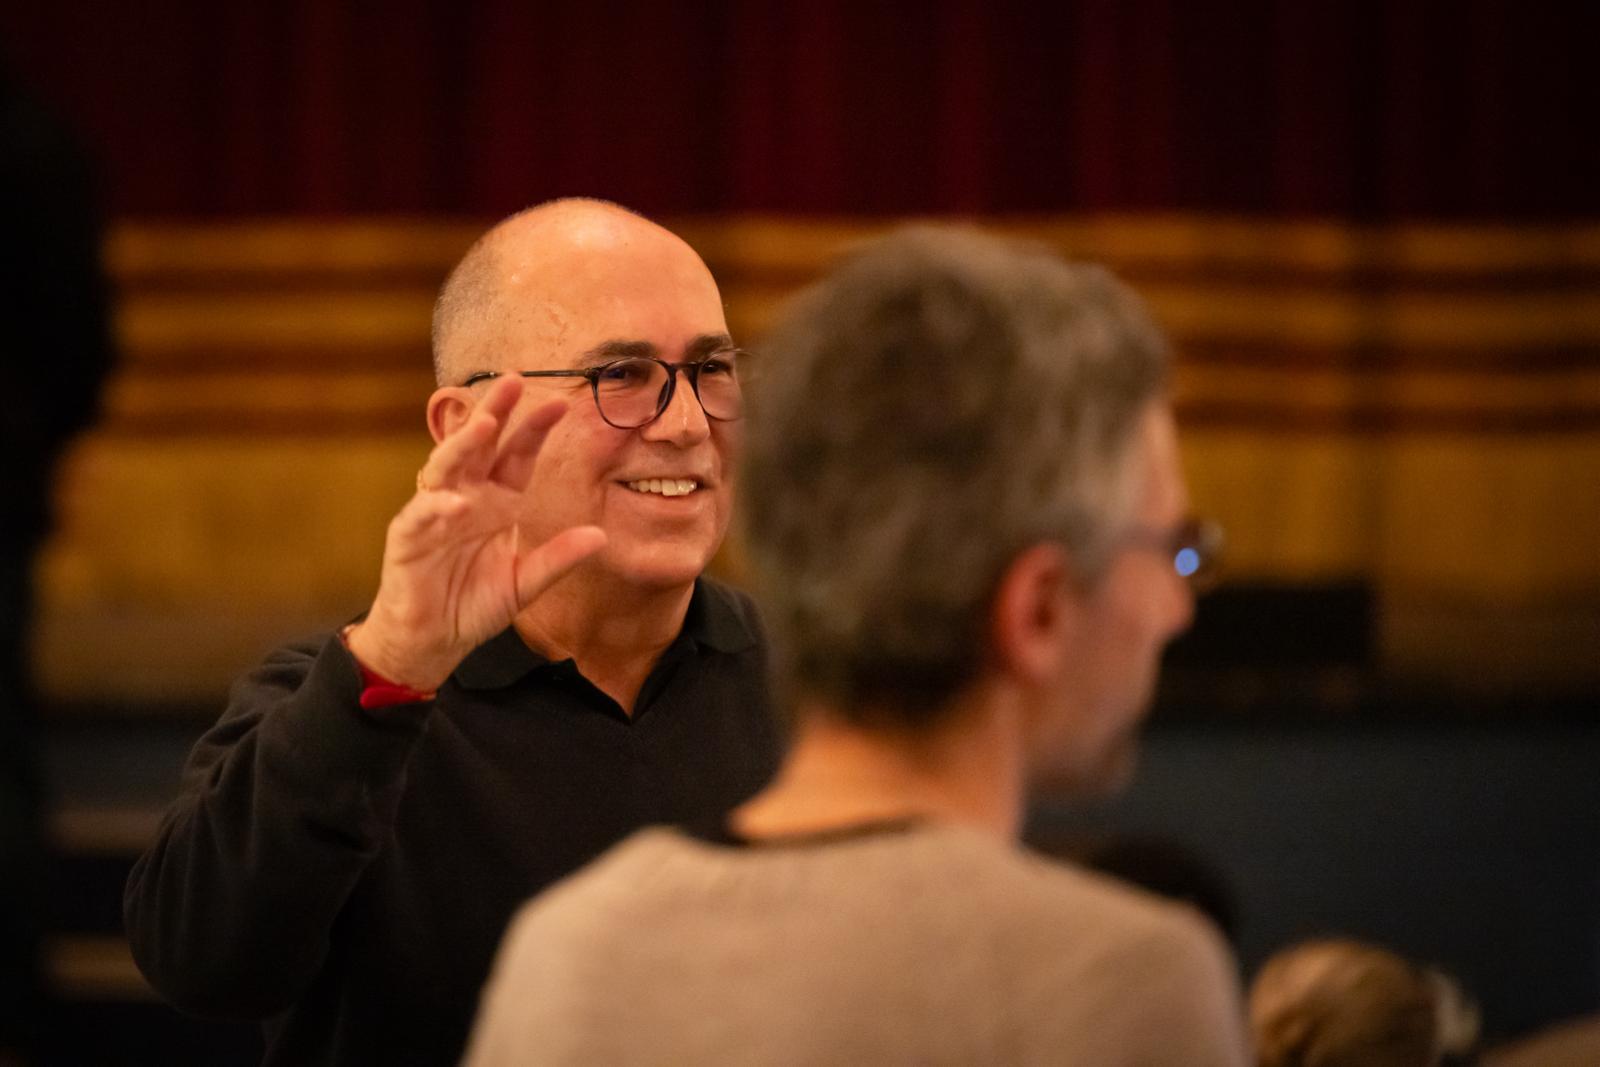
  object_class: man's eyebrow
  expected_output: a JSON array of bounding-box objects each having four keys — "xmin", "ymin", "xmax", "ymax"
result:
[
  {"xmin": 576, "ymin": 340, "xmax": 657, "ymax": 367},
  {"xmin": 575, "ymin": 334, "xmax": 738, "ymax": 367},
  {"xmin": 685, "ymin": 333, "xmax": 739, "ymax": 360}
]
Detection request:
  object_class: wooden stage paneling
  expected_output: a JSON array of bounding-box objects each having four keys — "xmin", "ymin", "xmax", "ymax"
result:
[{"xmin": 34, "ymin": 215, "xmax": 1600, "ymax": 706}]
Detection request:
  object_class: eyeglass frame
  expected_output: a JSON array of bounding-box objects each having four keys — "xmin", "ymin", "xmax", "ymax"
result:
[
  {"xmin": 1117, "ymin": 515, "xmax": 1225, "ymax": 589},
  {"xmin": 461, "ymin": 353, "xmax": 745, "ymax": 430}
]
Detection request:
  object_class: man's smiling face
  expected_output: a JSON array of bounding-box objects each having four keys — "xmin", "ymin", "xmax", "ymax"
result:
[{"xmin": 445, "ymin": 204, "xmax": 740, "ymax": 594}]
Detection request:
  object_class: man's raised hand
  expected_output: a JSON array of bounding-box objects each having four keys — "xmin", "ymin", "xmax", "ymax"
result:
[{"xmin": 346, "ymin": 377, "xmax": 606, "ymax": 692}]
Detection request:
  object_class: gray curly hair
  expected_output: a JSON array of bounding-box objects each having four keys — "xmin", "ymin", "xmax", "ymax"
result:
[{"xmin": 740, "ymin": 226, "xmax": 1170, "ymax": 723}]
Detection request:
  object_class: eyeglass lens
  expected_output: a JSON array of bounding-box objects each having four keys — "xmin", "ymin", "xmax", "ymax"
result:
[{"xmin": 594, "ymin": 356, "xmax": 743, "ymax": 428}]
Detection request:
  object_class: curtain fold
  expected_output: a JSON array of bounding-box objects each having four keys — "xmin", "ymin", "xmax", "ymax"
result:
[{"xmin": 4, "ymin": 0, "xmax": 1594, "ymax": 219}]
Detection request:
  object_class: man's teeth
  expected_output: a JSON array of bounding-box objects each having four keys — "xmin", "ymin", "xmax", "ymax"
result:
[{"xmin": 626, "ymin": 479, "xmax": 699, "ymax": 497}]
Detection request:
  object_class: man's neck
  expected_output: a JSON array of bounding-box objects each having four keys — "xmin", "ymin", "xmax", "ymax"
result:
[
  {"xmin": 732, "ymin": 685, "xmax": 1028, "ymax": 841},
  {"xmin": 513, "ymin": 571, "xmax": 697, "ymax": 714}
]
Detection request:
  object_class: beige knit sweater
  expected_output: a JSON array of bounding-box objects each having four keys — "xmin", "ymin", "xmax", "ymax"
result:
[{"xmin": 463, "ymin": 822, "xmax": 1250, "ymax": 1066}]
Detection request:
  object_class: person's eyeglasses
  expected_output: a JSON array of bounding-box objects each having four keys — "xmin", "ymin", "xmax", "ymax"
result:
[
  {"xmin": 462, "ymin": 353, "xmax": 744, "ymax": 430},
  {"xmin": 1119, "ymin": 516, "xmax": 1225, "ymax": 590}
]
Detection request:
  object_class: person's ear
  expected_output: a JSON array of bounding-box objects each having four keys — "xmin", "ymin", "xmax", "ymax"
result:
[
  {"xmin": 426, "ymin": 386, "xmax": 476, "ymax": 444},
  {"xmin": 989, "ymin": 542, "xmax": 1080, "ymax": 684}
]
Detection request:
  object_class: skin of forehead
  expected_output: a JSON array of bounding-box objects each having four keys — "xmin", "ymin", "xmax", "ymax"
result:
[{"xmin": 485, "ymin": 203, "xmax": 723, "ymax": 367}]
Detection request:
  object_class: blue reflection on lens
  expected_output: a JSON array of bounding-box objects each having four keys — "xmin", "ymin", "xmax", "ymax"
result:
[{"xmin": 1174, "ymin": 547, "xmax": 1201, "ymax": 578}]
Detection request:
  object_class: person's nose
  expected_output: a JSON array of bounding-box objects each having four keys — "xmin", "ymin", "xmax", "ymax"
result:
[{"xmin": 641, "ymin": 368, "xmax": 711, "ymax": 446}]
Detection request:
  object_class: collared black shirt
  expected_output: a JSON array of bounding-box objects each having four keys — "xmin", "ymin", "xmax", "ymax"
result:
[{"xmin": 126, "ymin": 578, "xmax": 782, "ymax": 1067}]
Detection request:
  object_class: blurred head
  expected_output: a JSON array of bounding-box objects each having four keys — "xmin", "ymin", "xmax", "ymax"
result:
[
  {"xmin": 1250, "ymin": 939, "xmax": 1479, "ymax": 1067},
  {"xmin": 742, "ymin": 226, "xmax": 1192, "ymax": 791},
  {"xmin": 427, "ymin": 199, "xmax": 738, "ymax": 592}
]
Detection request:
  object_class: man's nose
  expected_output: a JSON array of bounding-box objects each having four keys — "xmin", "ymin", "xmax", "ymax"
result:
[{"xmin": 643, "ymin": 371, "xmax": 711, "ymax": 444}]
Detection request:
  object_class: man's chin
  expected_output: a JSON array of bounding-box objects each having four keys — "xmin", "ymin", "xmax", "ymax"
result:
[
  {"xmin": 1031, "ymin": 736, "xmax": 1141, "ymax": 799},
  {"xmin": 1090, "ymin": 744, "xmax": 1141, "ymax": 795},
  {"xmin": 595, "ymin": 542, "xmax": 720, "ymax": 593}
]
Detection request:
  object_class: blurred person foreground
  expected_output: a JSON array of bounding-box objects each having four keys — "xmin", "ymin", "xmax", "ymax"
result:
[
  {"xmin": 1250, "ymin": 938, "xmax": 1480, "ymax": 1067},
  {"xmin": 0, "ymin": 63, "xmax": 113, "ymax": 1065},
  {"xmin": 463, "ymin": 226, "xmax": 1249, "ymax": 1065}
]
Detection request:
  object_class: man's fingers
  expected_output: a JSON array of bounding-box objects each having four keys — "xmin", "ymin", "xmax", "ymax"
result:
[
  {"xmin": 514, "ymin": 526, "xmax": 608, "ymax": 607},
  {"xmin": 477, "ymin": 374, "xmax": 523, "ymax": 422},
  {"xmin": 418, "ymin": 378, "xmax": 523, "ymax": 491},
  {"xmin": 420, "ymin": 411, "xmax": 494, "ymax": 490},
  {"xmin": 489, "ymin": 399, "xmax": 568, "ymax": 489}
]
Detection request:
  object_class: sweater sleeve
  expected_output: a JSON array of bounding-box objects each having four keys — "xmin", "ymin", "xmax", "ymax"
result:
[{"xmin": 123, "ymin": 633, "xmax": 432, "ymax": 1019}]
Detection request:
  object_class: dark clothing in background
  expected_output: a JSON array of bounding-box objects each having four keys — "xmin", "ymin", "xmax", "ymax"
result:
[
  {"xmin": 125, "ymin": 577, "xmax": 783, "ymax": 1067},
  {"xmin": 0, "ymin": 70, "xmax": 114, "ymax": 1058},
  {"xmin": 0, "ymin": 73, "xmax": 112, "ymax": 547}
]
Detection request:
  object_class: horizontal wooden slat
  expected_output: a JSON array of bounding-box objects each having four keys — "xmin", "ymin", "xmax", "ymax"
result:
[
  {"xmin": 119, "ymin": 292, "xmax": 435, "ymax": 354},
  {"xmin": 43, "ymin": 936, "xmax": 155, "ymax": 1002},
  {"xmin": 678, "ymin": 214, "xmax": 1600, "ymax": 277},
  {"xmin": 1173, "ymin": 365, "xmax": 1600, "ymax": 433},
  {"xmin": 49, "ymin": 806, "xmax": 167, "ymax": 857},
  {"xmin": 109, "ymin": 220, "xmax": 480, "ymax": 278}
]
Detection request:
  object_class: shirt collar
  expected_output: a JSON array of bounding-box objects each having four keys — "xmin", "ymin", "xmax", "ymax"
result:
[{"xmin": 451, "ymin": 576, "xmax": 758, "ymax": 691}]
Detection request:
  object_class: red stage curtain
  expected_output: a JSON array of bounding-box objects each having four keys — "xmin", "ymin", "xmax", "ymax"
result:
[{"xmin": 3, "ymin": 0, "xmax": 1595, "ymax": 220}]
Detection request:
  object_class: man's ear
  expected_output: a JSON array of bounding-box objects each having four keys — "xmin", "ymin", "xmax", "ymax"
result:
[
  {"xmin": 426, "ymin": 386, "xmax": 475, "ymax": 445},
  {"xmin": 989, "ymin": 543, "xmax": 1079, "ymax": 685}
]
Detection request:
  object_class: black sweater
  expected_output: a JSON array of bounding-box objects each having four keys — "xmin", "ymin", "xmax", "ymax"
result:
[{"xmin": 125, "ymin": 579, "xmax": 781, "ymax": 1066}]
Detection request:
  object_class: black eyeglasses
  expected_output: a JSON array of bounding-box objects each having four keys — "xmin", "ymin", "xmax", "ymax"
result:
[
  {"xmin": 463, "ymin": 353, "xmax": 744, "ymax": 430},
  {"xmin": 1120, "ymin": 516, "xmax": 1225, "ymax": 589}
]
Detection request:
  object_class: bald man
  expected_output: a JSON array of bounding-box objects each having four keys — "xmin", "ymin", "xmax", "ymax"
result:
[{"xmin": 125, "ymin": 201, "xmax": 782, "ymax": 1067}]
